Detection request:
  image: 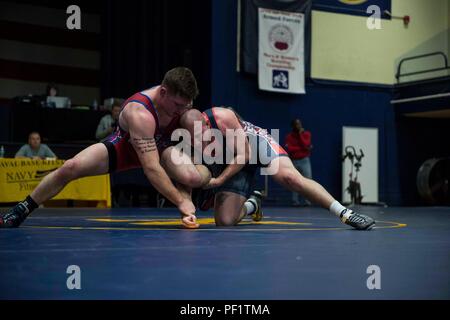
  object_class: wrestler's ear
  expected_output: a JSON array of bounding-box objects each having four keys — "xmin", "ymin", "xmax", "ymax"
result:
[{"xmin": 159, "ymin": 85, "xmax": 168, "ymax": 98}]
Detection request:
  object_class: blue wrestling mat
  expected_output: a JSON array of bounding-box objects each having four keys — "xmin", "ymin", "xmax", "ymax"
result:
[{"xmin": 0, "ymin": 206, "xmax": 449, "ymax": 299}]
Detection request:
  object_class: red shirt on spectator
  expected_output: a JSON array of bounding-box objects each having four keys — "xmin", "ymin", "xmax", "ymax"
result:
[{"xmin": 285, "ymin": 130, "xmax": 311, "ymax": 160}]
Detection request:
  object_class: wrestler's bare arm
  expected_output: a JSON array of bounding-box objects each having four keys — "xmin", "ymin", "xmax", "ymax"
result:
[
  {"xmin": 213, "ymin": 108, "xmax": 250, "ymax": 184},
  {"xmin": 124, "ymin": 105, "xmax": 195, "ymax": 217}
]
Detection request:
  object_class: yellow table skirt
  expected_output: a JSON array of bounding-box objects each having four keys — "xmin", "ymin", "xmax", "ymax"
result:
[{"xmin": 0, "ymin": 158, "xmax": 111, "ymax": 207}]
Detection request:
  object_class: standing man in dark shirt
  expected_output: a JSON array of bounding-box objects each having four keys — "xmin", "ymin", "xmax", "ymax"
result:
[{"xmin": 285, "ymin": 119, "xmax": 312, "ymax": 206}]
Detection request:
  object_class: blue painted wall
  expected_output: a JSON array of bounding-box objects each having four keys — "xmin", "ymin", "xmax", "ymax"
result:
[{"xmin": 210, "ymin": 0, "xmax": 405, "ymax": 205}]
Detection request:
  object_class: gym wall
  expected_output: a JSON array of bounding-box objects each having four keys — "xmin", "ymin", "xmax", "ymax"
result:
[
  {"xmin": 0, "ymin": 0, "xmax": 101, "ymax": 106},
  {"xmin": 312, "ymin": 0, "xmax": 450, "ymax": 83},
  {"xmin": 211, "ymin": 0, "xmax": 449, "ymax": 206}
]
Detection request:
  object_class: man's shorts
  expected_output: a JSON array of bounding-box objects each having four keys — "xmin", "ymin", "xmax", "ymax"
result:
[
  {"xmin": 194, "ymin": 164, "xmax": 257, "ymax": 210},
  {"xmin": 103, "ymin": 130, "xmax": 141, "ymax": 173},
  {"xmin": 102, "ymin": 128, "xmax": 175, "ymax": 173},
  {"xmin": 210, "ymin": 164, "xmax": 258, "ymax": 198}
]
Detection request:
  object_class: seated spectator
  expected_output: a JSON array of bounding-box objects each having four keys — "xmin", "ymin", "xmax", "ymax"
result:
[
  {"xmin": 15, "ymin": 132, "xmax": 57, "ymax": 160},
  {"xmin": 96, "ymin": 103, "xmax": 121, "ymax": 140},
  {"xmin": 41, "ymin": 83, "xmax": 62, "ymax": 108},
  {"xmin": 46, "ymin": 83, "xmax": 59, "ymax": 97}
]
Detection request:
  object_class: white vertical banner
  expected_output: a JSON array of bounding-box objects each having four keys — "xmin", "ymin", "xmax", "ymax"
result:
[
  {"xmin": 258, "ymin": 8, "xmax": 305, "ymax": 94},
  {"xmin": 342, "ymin": 127, "xmax": 379, "ymax": 204}
]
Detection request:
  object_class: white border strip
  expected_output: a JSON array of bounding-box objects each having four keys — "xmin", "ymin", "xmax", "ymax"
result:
[{"xmin": 390, "ymin": 92, "xmax": 450, "ymax": 104}]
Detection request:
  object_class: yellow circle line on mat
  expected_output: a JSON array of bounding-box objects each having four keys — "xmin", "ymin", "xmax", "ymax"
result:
[
  {"xmin": 87, "ymin": 217, "xmax": 312, "ymax": 226},
  {"xmin": 22, "ymin": 220, "xmax": 407, "ymax": 231}
]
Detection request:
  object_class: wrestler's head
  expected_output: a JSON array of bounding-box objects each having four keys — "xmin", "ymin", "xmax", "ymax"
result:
[
  {"xmin": 158, "ymin": 67, "xmax": 198, "ymax": 117},
  {"xmin": 179, "ymin": 108, "xmax": 209, "ymax": 148},
  {"xmin": 28, "ymin": 131, "xmax": 41, "ymax": 150}
]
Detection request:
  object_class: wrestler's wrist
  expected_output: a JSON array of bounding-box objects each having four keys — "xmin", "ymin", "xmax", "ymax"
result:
[
  {"xmin": 180, "ymin": 212, "xmax": 194, "ymax": 218},
  {"xmin": 215, "ymin": 176, "xmax": 225, "ymax": 184},
  {"xmin": 174, "ymin": 195, "xmax": 185, "ymax": 207},
  {"xmin": 176, "ymin": 198, "xmax": 194, "ymax": 216}
]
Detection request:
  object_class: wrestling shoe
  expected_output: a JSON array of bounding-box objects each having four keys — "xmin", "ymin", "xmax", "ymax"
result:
[
  {"xmin": 340, "ymin": 209, "xmax": 375, "ymax": 230},
  {"xmin": 249, "ymin": 190, "xmax": 263, "ymax": 222},
  {"xmin": 0, "ymin": 202, "xmax": 30, "ymax": 228}
]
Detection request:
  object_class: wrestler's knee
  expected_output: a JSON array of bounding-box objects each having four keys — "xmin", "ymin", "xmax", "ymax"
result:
[
  {"xmin": 181, "ymin": 165, "xmax": 210, "ymax": 188},
  {"xmin": 195, "ymin": 165, "xmax": 211, "ymax": 187},
  {"xmin": 279, "ymin": 170, "xmax": 304, "ymax": 190},
  {"xmin": 180, "ymin": 169, "xmax": 202, "ymax": 188},
  {"xmin": 56, "ymin": 158, "xmax": 80, "ymax": 181},
  {"xmin": 162, "ymin": 146, "xmax": 192, "ymax": 166},
  {"xmin": 215, "ymin": 215, "xmax": 239, "ymax": 227}
]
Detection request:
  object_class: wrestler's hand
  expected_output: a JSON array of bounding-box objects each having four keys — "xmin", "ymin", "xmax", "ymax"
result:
[
  {"xmin": 202, "ymin": 177, "xmax": 223, "ymax": 190},
  {"xmin": 178, "ymin": 199, "xmax": 199, "ymax": 229},
  {"xmin": 181, "ymin": 214, "xmax": 199, "ymax": 229}
]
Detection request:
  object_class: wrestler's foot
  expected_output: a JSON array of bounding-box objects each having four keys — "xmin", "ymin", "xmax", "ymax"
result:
[
  {"xmin": 0, "ymin": 202, "xmax": 30, "ymax": 228},
  {"xmin": 340, "ymin": 209, "xmax": 375, "ymax": 230},
  {"xmin": 249, "ymin": 191, "xmax": 263, "ymax": 222}
]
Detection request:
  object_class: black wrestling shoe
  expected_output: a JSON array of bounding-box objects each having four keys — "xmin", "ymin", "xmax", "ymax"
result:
[
  {"xmin": 340, "ymin": 209, "xmax": 375, "ymax": 230},
  {"xmin": 249, "ymin": 191, "xmax": 263, "ymax": 222},
  {"xmin": 0, "ymin": 202, "xmax": 30, "ymax": 228}
]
